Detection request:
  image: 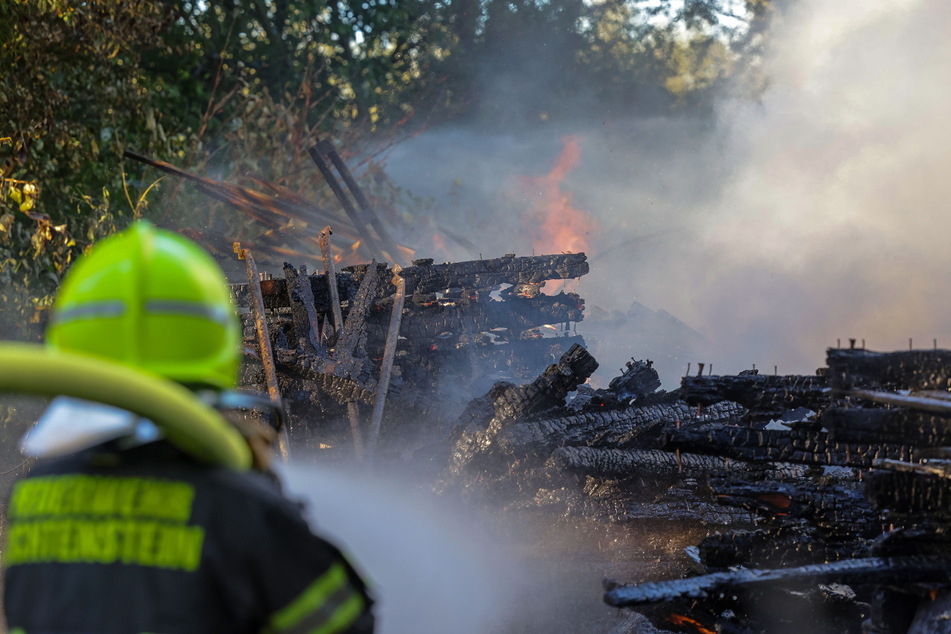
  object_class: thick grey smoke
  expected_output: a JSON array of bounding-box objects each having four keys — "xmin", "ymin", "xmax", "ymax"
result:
[
  {"xmin": 690, "ymin": 0, "xmax": 951, "ymax": 375},
  {"xmin": 387, "ymin": 0, "xmax": 951, "ymax": 385}
]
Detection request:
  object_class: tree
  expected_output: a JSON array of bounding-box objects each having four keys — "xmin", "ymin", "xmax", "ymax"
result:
[{"xmin": 0, "ymin": 0, "xmax": 179, "ymax": 339}]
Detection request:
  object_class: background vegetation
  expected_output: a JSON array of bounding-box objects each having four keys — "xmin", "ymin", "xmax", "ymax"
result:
[{"xmin": 0, "ymin": 0, "xmax": 776, "ymax": 340}]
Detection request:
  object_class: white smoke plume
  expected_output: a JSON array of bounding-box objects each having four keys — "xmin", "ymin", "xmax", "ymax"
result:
[{"xmin": 387, "ymin": 0, "xmax": 951, "ymax": 386}]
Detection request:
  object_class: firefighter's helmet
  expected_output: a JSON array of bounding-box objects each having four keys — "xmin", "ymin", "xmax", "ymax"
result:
[{"xmin": 46, "ymin": 221, "xmax": 241, "ymax": 390}]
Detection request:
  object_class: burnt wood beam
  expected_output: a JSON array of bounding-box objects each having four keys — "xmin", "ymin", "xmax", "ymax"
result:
[
  {"xmin": 495, "ymin": 400, "xmax": 747, "ymax": 454},
  {"xmin": 605, "ymin": 556, "xmax": 951, "ymax": 608},
  {"xmin": 664, "ymin": 426, "xmax": 915, "ymax": 468},
  {"xmin": 698, "ymin": 527, "xmax": 871, "ymax": 569},
  {"xmin": 822, "ymin": 406, "xmax": 951, "ymax": 446},
  {"xmin": 827, "ymin": 348, "xmax": 951, "ymax": 391},
  {"xmin": 679, "ymin": 373, "xmax": 830, "ymax": 413},
  {"xmin": 866, "ymin": 470, "xmax": 951, "ymax": 522},
  {"xmin": 710, "ymin": 479, "xmax": 881, "ymax": 532},
  {"xmin": 346, "ymin": 252, "xmax": 589, "ymax": 295},
  {"xmin": 548, "ymin": 447, "xmax": 809, "ymax": 480}
]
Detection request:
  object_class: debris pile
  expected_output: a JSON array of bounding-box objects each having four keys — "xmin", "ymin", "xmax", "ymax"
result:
[
  {"xmin": 602, "ymin": 348, "xmax": 951, "ymax": 634},
  {"xmin": 227, "ymin": 232, "xmax": 951, "ymax": 632},
  {"xmin": 232, "ymin": 251, "xmax": 589, "ymax": 455}
]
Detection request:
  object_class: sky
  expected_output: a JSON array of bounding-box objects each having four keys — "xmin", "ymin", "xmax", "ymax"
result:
[{"xmin": 384, "ymin": 0, "xmax": 951, "ymax": 387}]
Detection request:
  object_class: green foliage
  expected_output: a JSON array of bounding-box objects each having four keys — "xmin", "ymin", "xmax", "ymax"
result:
[
  {"xmin": 0, "ymin": 0, "xmax": 776, "ymax": 340},
  {"xmin": 0, "ymin": 0, "xmax": 181, "ymax": 339}
]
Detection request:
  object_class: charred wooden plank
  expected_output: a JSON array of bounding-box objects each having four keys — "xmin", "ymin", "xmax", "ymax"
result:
[
  {"xmin": 495, "ymin": 400, "xmax": 747, "ymax": 454},
  {"xmin": 606, "ymin": 500, "xmax": 757, "ymax": 526},
  {"xmin": 283, "ymin": 262, "xmax": 323, "ymax": 354},
  {"xmin": 866, "ymin": 471, "xmax": 951, "ymax": 521},
  {"xmin": 604, "ymin": 556, "xmax": 951, "ymax": 608},
  {"xmin": 331, "ymin": 261, "xmax": 383, "ymax": 381},
  {"xmin": 481, "ymin": 343, "xmax": 599, "ymax": 425},
  {"xmin": 369, "ymin": 292, "xmax": 585, "ymax": 347},
  {"xmin": 679, "ymin": 373, "xmax": 830, "ymax": 415},
  {"xmin": 548, "ymin": 448, "xmax": 788, "ymax": 480},
  {"xmin": 710, "ymin": 479, "xmax": 881, "ymax": 533},
  {"xmin": 822, "ymin": 407, "xmax": 951, "ymax": 446},
  {"xmin": 698, "ymin": 527, "xmax": 871, "ymax": 569},
  {"xmin": 827, "ymin": 348, "xmax": 951, "ymax": 391},
  {"xmin": 607, "ymin": 359, "xmax": 662, "ymax": 401},
  {"xmin": 346, "ymin": 252, "xmax": 589, "ymax": 295},
  {"xmin": 664, "ymin": 426, "xmax": 914, "ymax": 468},
  {"xmin": 273, "ymin": 350, "xmax": 376, "ymax": 405},
  {"xmin": 448, "ymin": 344, "xmax": 599, "ymax": 474},
  {"xmin": 233, "ymin": 274, "xmax": 358, "ymax": 312}
]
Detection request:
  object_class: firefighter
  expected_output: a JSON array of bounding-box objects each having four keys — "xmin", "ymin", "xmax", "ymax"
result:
[{"xmin": 2, "ymin": 222, "xmax": 374, "ymax": 633}]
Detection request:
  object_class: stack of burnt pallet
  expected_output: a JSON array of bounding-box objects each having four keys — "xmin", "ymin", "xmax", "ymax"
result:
[
  {"xmin": 602, "ymin": 347, "xmax": 951, "ymax": 634},
  {"xmin": 232, "ymin": 252, "xmax": 589, "ymax": 453}
]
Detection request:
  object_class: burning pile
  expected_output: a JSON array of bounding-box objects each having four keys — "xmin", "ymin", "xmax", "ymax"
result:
[
  {"xmin": 430, "ymin": 337, "xmax": 951, "ymax": 631},
  {"xmin": 235, "ymin": 238, "xmax": 951, "ymax": 632},
  {"xmin": 135, "ymin": 145, "xmax": 951, "ymax": 633},
  {"xmin": 231, "ymin": 250, "xmax": 589, "ymax": 457}
]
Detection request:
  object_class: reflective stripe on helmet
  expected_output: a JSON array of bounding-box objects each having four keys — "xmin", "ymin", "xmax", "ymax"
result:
[
  {"xmin": 50, "ymin": 301, "xmax": 126, "ymax": 325},
  {"xmin": 50, "ymin": 300, "xmax": 231, "ymax": 326},
  {"xmin": 144, "ymin": 300, "xmax": 232, "ymax": 325}
]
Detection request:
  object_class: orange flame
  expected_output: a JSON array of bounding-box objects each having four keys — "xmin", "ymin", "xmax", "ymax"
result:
[
  {"xmin": 666, "ymin": 613, "xmax": 716, "ymax": 634},
  {"xmin": 520, "ymin": 135, "xmax": 596, "ymax": 256}
]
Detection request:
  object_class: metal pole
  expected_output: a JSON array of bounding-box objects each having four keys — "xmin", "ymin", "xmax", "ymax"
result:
[
  {"xmin": 235, "ymin": 243, "xmax": 289, "ymax": 460},
  {"xmin": 366, "ymin": 265, "xmax": 406, "ymax": 461}
]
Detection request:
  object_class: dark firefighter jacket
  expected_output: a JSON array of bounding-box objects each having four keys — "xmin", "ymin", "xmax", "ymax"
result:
[{"xmin": 2, "ymin": 440, "xmax": 374, "ymax": 634}]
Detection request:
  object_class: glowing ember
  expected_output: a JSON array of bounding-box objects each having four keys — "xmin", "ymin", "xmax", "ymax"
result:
[
  {"xmin": 666, "ymin": 613, "xmax": 716, "ymax": 634},
  {"xmin": 519, "ymin": 135, "xmax": 596, "ymax": 256}
]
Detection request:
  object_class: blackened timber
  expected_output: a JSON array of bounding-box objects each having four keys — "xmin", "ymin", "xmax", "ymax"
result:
[
  {"xmin": 448, "ymin": 345, "xmax": 598, "ymax": 474},
  {"xmin": 608, "ymin": 359, "xmax": 662, "ymax": 401},
  {"xmin": 490, "ymin": 343, "xmax": 599, "ymax": 423},
  {"xmin": 548, "ymin": 447, "xmax": 809, "ymax": 480},
  {"xmin": 314, "ymin": 262, "xmax": 383, "ymax": 393},
  {"xmin": 283, "ymin": 263, "xmax": 321, "ymax": 354},
  {"xmin": 236, "ymin": 278, "xmax": 584, "ymax": 338},
  {"xmin": 235, "ymin": 274, "xmax": 358, "ymax": 311},
  {"xmin": 679, "ymin": 373, "xmax": 830, "ymax": 414},
  {"xmin": 605, "ymin": 500, "xmax": 756, "ymax": 526},
  {"xmin": 308, "ymin": 141, "xmax": 391, "ymax": 262},
  {"xmin": 866, "ymin": 471, "xmax": 951, "ymax": 522},
  {"xmin": 698, "ymin": 527, "xmax": 871, "ymax": 569},
  {"xmin": 495, "ymin": 400, "xmax": 747, "ymax": 454},
  {"xmin": 822, "ymin": 407, "xmax": 951, "ymax": 446},
  {"xmin": 664, "ymin": 426, "xmax": 915, "ymax": 468},
  {"xmin": 368, "ymin": 293, "xmax": 585, "ymax": 348},
  {"xmin": 827, "ymin": 348, "xmax": 951, "ymax": 391},
  {"xmin": 346, "ymin": 252, "xmax": 589, "ymax": 296},
  {"xmin": 710, "ymin": 479, "xmax": 881, "ymax": 532},
  {"xmin": 604, "ymin": 556, "xmax": 951, "ymax": 608}
]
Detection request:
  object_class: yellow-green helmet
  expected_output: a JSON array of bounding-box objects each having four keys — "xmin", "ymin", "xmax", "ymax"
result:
[{"xmin": 46, "ymin": 221, "xmax": 241, "ymax": 390}]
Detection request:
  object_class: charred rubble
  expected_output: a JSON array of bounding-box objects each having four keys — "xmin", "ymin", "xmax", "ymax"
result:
[
  {"xmin": 434, "ymin": 334, "xmax": 951, "ymax": 631},
  {"xmin": 232, "ymin": 251, "xmax": 589, "ymax": 455},
  {"xmin": 234, "ymin": 240, "xmax": 951, "ymax": 633},
  {"xmin": 599, "ymin": 349, "xmax": 951, "ymax": 634}
]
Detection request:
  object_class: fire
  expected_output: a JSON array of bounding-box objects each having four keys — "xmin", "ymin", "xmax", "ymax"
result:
[
  {"xmin": 431, "ymin": 232, "xmax": 448, "ymax": 255},
  {"xmin": 519, "ymin": 135, "xmax": 596, "ymax": 256},
  {"xmin": 665, "ymin": 613, "xmax": 716, "ymax": 634}
]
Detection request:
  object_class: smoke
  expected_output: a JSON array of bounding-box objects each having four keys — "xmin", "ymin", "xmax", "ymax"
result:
[
  {"xmin": 280, "ymin": 461, "xmax": 516, "ymax": 633},
  {"xmin": 386, "ymin": 0, "xmax": 951, "ymax": 386},
  {"xmin": 280, "ymin": 460, "xmax": 640, "ymax": 633},
  {"xmin": 691, "ymin": 0, "xmax": 951, "ymax": 375}
]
